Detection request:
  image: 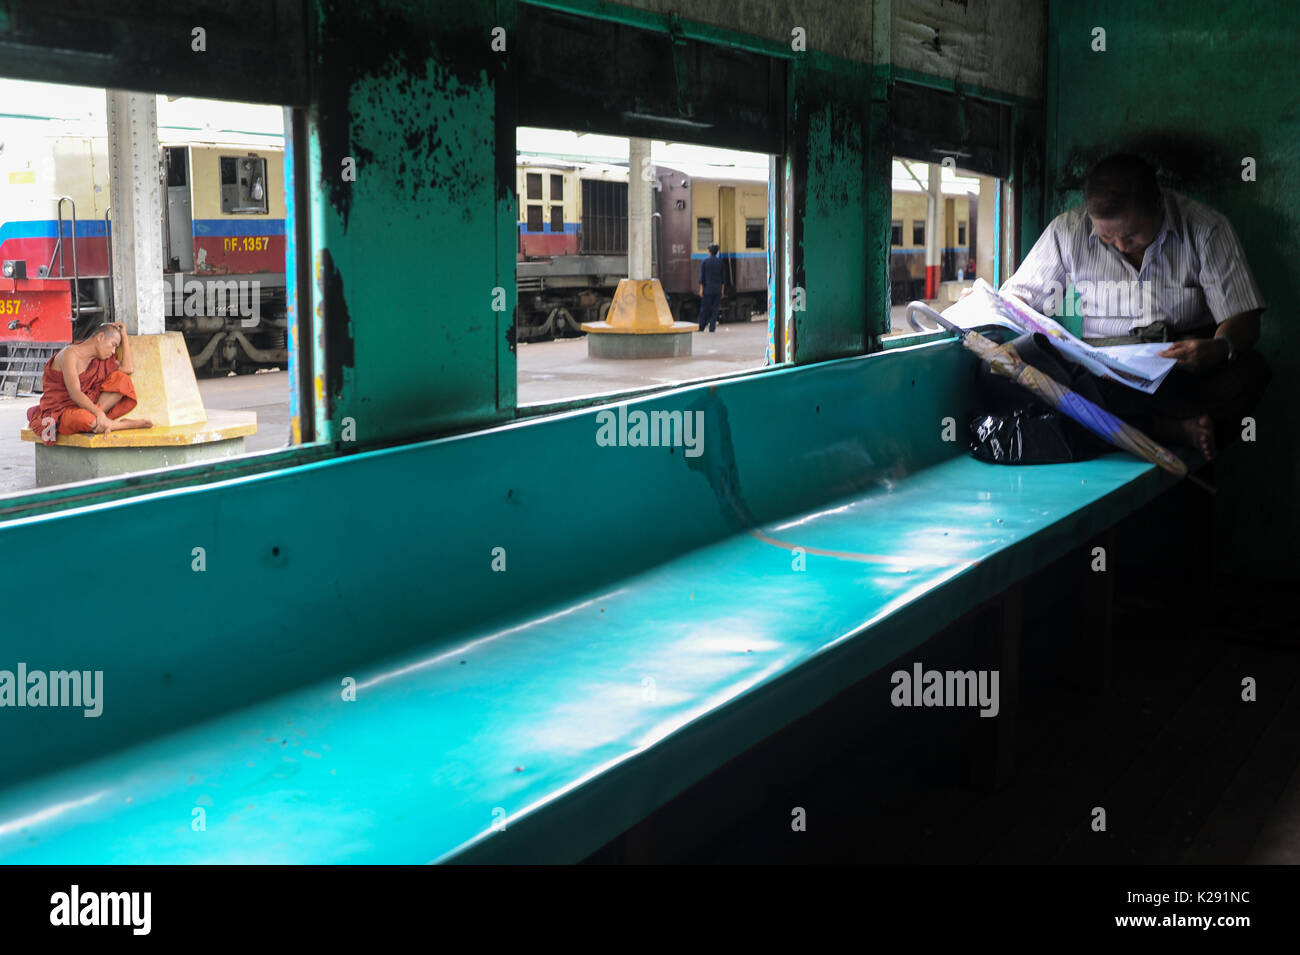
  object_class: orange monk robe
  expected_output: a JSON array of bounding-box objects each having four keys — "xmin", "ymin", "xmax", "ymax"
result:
[{"xmin": 25, "ymin": 354, "xmax": 138, "ymax": 446}]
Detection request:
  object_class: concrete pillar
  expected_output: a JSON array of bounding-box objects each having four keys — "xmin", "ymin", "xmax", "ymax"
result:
[
  {"xmin": 106, "ymin": 90, "xmax": 165, "ymax": 334},
  {"xmin": 627, "ymin": 137, "xmax": 652, "ymax": 281},
  {"xmin": 925, "ymin": 161, "xmax": 941, "ymax": 299}
]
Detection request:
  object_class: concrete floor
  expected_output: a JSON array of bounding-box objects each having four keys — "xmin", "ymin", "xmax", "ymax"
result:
[{"xmin": 516, "ymin": 317, "xmax": 769, "ymax": 405}]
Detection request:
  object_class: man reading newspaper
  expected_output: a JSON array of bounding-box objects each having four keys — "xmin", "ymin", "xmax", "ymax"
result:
[{"xmin": 1000, "ymin": 154, "xmax": 1269, "ymax": 462}]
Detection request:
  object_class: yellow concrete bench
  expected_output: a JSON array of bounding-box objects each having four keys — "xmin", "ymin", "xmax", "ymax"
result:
[
  {"xmin": 16, "ymin": 332, "xmax": 259, "ymax": 485},
  {"xmin": 581, "ymin": 278, "xmax": 696, "ymax": 357},
  {"xmin": 20, "ymin": 409, "xmax": 258, "ymax": 485}
]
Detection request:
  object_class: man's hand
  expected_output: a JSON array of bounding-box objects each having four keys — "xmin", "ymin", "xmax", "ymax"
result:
[
  {"xmin": 92, "ymin": 409, "xmax": 113, "ymax": 434},
  {"xmin": 1158, "ymin": 338, "xmax": 1228, "ymax": 373}
]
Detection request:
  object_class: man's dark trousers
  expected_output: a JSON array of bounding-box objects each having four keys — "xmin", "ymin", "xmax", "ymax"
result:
[{"xmin": 699, "ymin": 293, "xmax": 721, "ymax": 332}]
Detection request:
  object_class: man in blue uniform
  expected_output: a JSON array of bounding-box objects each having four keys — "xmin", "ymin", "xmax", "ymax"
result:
[{"xmin": 698, "ymin": 243, "xmax": 726, "ymax": 333}]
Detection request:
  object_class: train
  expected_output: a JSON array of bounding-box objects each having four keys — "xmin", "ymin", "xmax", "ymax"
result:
[
  {"xmin": 888, "ymin": 187, "xmax": 979, "ymax": 302},
  {"xmin": 0, "ymin": 95, "xmax": 287, "ymax": 389},
  {"xmin": 515, "ymin": 156, "xmax": 771, "ymax": 340},
  {"xmin": 515, "ymin": 153, "xmax": 977, "ymax": 340}
]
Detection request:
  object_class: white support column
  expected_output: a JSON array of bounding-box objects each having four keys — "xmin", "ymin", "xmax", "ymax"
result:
[
  {"xmin": 627, "ymin": 137, "xmax": 652, "ymax": 281},
  {"xmin": 106, "ymin": 90, "xmax": 165, "ymax": 334},
  {"xmin": 584, "ymin": 136, "xmax": 688, "ymax": 356},
  {"xmin": 925, "ymin": 161, "xmax": 941, "ymax": 299}
]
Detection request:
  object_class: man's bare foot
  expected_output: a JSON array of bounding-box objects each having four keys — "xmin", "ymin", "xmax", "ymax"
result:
[
  {"xmin": 105, "ymin": 417, "xmax": 153, "ymax": 432},
  {"xmin": 1148, "ymin": 414, "xmax": 1215, "ymax": 462},
  {"xmin": 1177, "ymin": 414, "xmax": 1215, "ymax": 461}
]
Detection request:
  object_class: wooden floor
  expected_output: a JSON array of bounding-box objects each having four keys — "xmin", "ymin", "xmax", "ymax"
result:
[{"xmin": 587, "ymin": 489, "xmax": 1300, "ymax": 865}]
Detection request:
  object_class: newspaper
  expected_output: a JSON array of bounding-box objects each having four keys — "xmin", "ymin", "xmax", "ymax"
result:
[{"xmin": 943, "ymin": 279, "xmax": 1176, "ymax": 395}]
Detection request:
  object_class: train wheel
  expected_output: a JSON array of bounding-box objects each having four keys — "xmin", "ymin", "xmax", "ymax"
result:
[{"xmin": 555, "ymin": 307, "xmax": 581, "ymax": 338}]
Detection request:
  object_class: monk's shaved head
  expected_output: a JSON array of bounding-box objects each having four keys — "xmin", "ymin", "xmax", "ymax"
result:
[{"xmin": 85, "ymin": 324, "xmax": 121, "ymax": 344}]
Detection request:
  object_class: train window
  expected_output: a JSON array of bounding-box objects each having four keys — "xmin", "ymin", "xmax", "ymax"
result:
[
  {"xmin": 0, "ymin": 78, "xmax": 306, "ymax": 509},
  {"xmin": 579, "ymin": 179, "xmax": 628, "ymax": 254},
  {"xmin": 891, "ymin": 221, "xmax": 903, "ymax": 246},
  {"xmin": 550, "ymin": 174, "xmax": 563, "ymax": 201},
  {"xmin": 166, "ymin": 148, "xmax": 188, "ymax": 188},
  {"xmin": 516, "ymin": 128, "xmax": 776, "ymax": 406},
  {"xmin": 527, "ymin": 173, "xmax": 543, "ymax": 200},
  {"xmin": 912, "ymin": 221, "xmax": 925, "ymax": 246},
  {"xmin": 219, "ymin": 155, "xmax": 268, "ymax": 215},
  {"xmin": 958, "ymin": 222, "xmax": 967, "ymax": 245},
  {"xmin": 696, "ymin": 218, "xmax": 714, "ymax": 250}
]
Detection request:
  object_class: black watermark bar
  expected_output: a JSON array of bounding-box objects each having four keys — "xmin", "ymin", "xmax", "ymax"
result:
[{"xmin": 0, "ymin": 864, "xmax": 1283, "ymax": 941}]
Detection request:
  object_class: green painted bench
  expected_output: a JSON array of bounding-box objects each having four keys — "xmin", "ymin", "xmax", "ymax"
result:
[{"xmin": 0, "ymin": 332, "xmax": 1175, "ymax": 862}]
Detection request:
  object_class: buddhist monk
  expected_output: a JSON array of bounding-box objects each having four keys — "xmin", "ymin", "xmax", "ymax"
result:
[{"xmin": 26, "ymin": 322, "xmax": 152, "ymax": 446}]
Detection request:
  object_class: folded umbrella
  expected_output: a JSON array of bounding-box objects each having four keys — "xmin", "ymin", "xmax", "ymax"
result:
[{"xmin": 907, "ymin": 302, "xmax": 1195, "ymax": 483}]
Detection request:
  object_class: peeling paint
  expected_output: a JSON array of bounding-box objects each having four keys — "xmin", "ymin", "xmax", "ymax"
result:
[
  {"xmin": 314, "ymin": 0, "xmax": 503, "ymax": 230},
  {"xmin": 319, "ymin": 248, "xmax": 354, "ymax": 411},
  {"xmin": 312, "ymin": 0, "xmax": 506, "ymax": 442},
  {"xmin": 790, "ymin": 57, "xmax": 872, "ymax": 362}
]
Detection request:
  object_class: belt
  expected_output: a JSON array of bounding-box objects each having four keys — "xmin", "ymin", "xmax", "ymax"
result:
[{"xmin": 1083, "ymin": 321, "xmax": 1214, "ymax": 347}]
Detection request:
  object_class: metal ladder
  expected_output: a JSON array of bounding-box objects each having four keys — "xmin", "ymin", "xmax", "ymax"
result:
[
  {"xmin": 43, "ymin": 196, "xmax": 80, "ymax": 317},
  {"xmin": 41, "ymin": 195, "xmax": 108, "ymax": 330}
]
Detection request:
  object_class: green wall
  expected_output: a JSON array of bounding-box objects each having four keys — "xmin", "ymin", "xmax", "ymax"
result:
[
  {"xmin": 310, "ymin": 0, "xmax": 516, "ymax": 444},
  {"xmin": 790, "ymin": 54, "xmax": 876, "ymax": 359},
  {"xmin": 305, "ymin": 0, "xmax": 882, "ymax": 444},
  {"xmin": 1049, "ymin": 0, "xmax": 1299, "ymax": 578}
]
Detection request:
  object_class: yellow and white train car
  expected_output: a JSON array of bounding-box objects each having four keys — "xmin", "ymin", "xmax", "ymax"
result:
[{"xmin": 0, "ymin": 79, "xmax": 288, "ymax": 376}]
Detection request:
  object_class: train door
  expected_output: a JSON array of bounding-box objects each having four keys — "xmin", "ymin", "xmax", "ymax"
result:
[
  {"xmin": 717, "ymin": 185, "xmax": 735, "ymax": 296},
  {"xmin": 163, "ymin": 146, "xmax": 194, "ymax": 272}
]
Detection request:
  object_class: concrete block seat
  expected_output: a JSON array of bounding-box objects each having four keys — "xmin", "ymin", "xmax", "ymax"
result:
[
  {"xmin": 0, "ymin": 333, "xmax": 1176, "ymax": 863},
  {"xmin": 17, "ymin": 334, "xmax": 256, "ymax": 484},
  {"xmin": 582, "ymin": 278, "xmax": 696, "ymax": 358},
  {"xmin": 20, "ymin": 411, "xmax": 258, "ymax": 483}
]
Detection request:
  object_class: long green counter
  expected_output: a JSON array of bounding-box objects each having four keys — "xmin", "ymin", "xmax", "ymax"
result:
[{"xmin": 0, "ymin": 336, "xmax": 1173, "ymax": 862}]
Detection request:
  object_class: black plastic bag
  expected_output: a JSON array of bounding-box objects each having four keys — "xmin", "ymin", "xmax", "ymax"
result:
[
  {"xmin": 968, "ymin": 331, "xmax": 1112, "ymax": 465},
  {"xmin": 970, "ymin": 407, "xmax": 1097, "ymax": 464}
]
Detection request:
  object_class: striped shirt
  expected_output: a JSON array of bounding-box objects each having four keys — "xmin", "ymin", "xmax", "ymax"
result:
[{"xmin": 1001, "ymin": 190, "xmax": 1265, "ymax": 338}]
